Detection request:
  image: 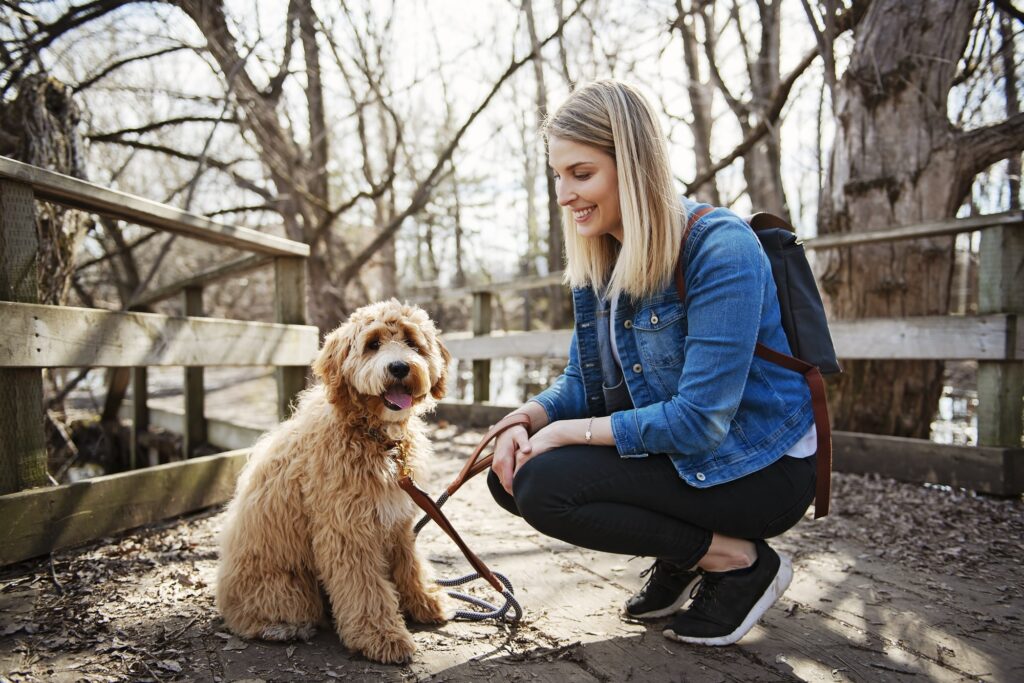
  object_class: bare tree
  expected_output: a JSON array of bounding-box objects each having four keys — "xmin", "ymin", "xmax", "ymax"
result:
[{"xmin": 817, "ymin": 0, "xmax": 1024, "ymax": 437}]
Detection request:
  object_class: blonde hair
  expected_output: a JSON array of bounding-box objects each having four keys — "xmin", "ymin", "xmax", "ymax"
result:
[{"xmin": 544, "ymin": 80, "xmax": 683, "ymax": 300}]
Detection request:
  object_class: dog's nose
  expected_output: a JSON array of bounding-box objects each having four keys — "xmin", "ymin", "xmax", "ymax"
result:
[{"xmin": 388, "ymin": 361, "xmax": 410, "ymax": 379}]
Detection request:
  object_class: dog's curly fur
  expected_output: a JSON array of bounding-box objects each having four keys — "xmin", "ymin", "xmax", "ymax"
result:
[{"xmin": 216, "ymin": 300, "xmax": 452, "ymax": 664}]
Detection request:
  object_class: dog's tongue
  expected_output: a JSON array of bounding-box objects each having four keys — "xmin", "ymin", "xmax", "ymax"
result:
[{"xmin": 384, "ymin": 388, "xmax": 413, "ymax": 410}]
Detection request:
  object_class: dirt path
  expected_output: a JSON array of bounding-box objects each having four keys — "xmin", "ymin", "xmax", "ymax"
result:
[{"xmin": 2, "ymin": 423, "xmax": 1022, "ymax": 682}]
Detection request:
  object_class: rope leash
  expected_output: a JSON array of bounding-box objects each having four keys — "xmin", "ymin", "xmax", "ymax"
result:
[
  {"xmin": 399, "ymin": 414, "xmax": 533, "ymax": 624},
  {"xmin": 413, "ymin": 494, "xmax": 522, "ymax": 622}
]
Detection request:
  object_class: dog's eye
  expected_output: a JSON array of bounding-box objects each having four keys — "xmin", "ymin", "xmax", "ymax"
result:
[
  {"xmin": 367, "ymin": 339, "xmax": 381, "ymax": 351},
  {"xmin": 405, "ymin": 338, "xmax": 420, "ymax": 352}
]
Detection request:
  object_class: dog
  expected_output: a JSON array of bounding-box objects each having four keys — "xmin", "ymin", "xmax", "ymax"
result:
[{"xmin": 216, "ymin": 299, "xmax": 452, "ymax": 664}]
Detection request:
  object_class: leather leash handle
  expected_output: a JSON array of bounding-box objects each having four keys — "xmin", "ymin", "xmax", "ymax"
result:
[
  {"xmin": 445, "ymin": 412, "xmax": 532, "ymax": 496},
  {"xmin": 399, "ymin": 475, "xmax": 505, "ymax": 593}
]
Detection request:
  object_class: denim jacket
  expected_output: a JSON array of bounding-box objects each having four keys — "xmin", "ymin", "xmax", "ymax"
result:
[{"xmin": 530, "ymin": 201, "xmax": 814, "ymax": 488}]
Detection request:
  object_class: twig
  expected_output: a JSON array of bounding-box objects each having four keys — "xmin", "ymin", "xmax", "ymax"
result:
[
  {"xmin": 869, "ymin": 662, "xmax": 918, "ymax": 676},
  {"xmin": 162, "ymin": 616, "xmax": 199, "ymax": 643},
  {"xmin": 48, "ymin": 554, "xmax": 64, "ymax": 596}
]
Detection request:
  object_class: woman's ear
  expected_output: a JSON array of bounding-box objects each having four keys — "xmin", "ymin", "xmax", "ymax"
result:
[
  {"xmin": 430, "ymin": 337, "xmax": 453, "ymax": 400},
  {"xmin": 313, "ymin": 325, "xmax": 352, "ymax": 405}
]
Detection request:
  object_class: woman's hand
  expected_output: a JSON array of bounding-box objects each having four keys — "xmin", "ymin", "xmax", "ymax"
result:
[
  {"xmin": 522, "ymin": 422, "xmax": 570, "ymax": 463},
  {"xmin": 492, "ymin": 425, "xmax": 532, "ymax": 494}
]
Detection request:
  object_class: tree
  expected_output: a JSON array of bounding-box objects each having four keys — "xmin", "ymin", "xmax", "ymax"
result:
[{"xmin": 817, "ymin": 0, "xmax": 1024, "ymax": 437}]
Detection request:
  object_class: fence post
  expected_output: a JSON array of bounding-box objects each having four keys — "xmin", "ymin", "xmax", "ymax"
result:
[
  {"xmin": 472, "ymin": 290, "xmax": 492, "ymax": 403},
  {"xmin": 977, "ymin": 220, "xmax": 1024, "ymax": 447},
  {"xmin": 0, "ymin": 180, "xmax": 48, "ymax": 493},
  {"xmin": 130, "ymin": 367, "xmax": 148, "ymax": 469},
  {"xmin": 275, "ymin": 256, "xmax": 307, "ymax": 420},
  {"xmin": 183, "ymin": 286, "xmax": 206, "ymax": 456}
]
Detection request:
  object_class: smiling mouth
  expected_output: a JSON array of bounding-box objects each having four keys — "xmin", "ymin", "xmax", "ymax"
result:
[
  {"xmin": 573, "ymin": 206, "xmax": 596, "ymax": 221},
  {"xmin": 381, "ymin": 386, "xmax": 414, "ymax": 411}
]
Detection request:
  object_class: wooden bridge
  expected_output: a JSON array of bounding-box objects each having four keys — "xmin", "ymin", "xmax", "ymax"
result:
[{"xmin": 1, "ymin": 157, "xmax": 1022, "ymax": 681}]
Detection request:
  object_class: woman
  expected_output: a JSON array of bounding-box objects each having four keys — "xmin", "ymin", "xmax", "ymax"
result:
[{"xmin": 488, "ymin": 80, "xmax": 818, "ymax": 646}]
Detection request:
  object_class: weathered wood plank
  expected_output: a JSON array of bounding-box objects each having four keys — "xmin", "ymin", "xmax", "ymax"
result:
[
  {"xmin": 183, "ymin": 287, "xmax": 207, "ymax": 457},
  {"xmin": 471, "ymin": 292, "xmax": 493, "ymax": 402},
  {"xmin": 442, "ymin": 329, "xmax": 574, "ymax": 361},
  {"xmin": 131, "ymin": 254, "xmax": 272, "ymax": 308},
  {"xmin": 0, "ymin": 301, "xmax": 319, "ymax": 367},
  {"xmin": 0, "ymin": 155, "xmax": 308, "ymax": 257},
  {"xmin": 0, "ymin": 449, "xmax": 249, "ymax": 566},
  {"xmin": 0, "ymin": 180, "xmax": 47, "ymax": 494},
  {"xmin": 441, "ymin": 316, "xmax": 1019, "ymax": 362},
  {"xmin": 803, "ymin": 209, "xmax": 1023, "ymax": 249},
  {"xmin": 129, "ymin": 367, "xmax": 148, "ymax": 470},
  {"xmin": 121, "ymin": 403, "xmax": 266, "ymax": 451},
  {"xmin": 408, "ymin": 272, "xmax": 565, "ymax": 302},
  {"xmin": 827, "ymin": 315, "xmax": 1018, "ymax": 360},
  {"xmin": 274, "ymin": 256, "xmax": 308, "ymax": 420},
  {"xmin": 977, "ymin": 222, "xmax": 1024, "ymax": 447},
  {"xmin": 833, "ymin": 431, "xmax": 1023, "ymax": 495}
]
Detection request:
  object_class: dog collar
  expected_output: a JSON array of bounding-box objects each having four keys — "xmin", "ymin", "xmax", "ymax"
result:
[{"xmin": 366, "ymin": 427, "xmax": 411, "ymax": 478}]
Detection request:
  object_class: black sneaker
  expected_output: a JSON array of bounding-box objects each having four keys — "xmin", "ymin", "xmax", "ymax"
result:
[
  {"xmin": 663, "ymin": 540, "xmax": 792, "ymax": 646},
  {"xmin": 623, "ymin": 560, "xmax": 702, "ymax": 619}
]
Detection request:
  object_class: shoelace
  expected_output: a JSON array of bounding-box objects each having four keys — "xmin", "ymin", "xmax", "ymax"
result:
[{"xmin": 687, "ymin": 572, "xmax": 724, "ymax": 616}]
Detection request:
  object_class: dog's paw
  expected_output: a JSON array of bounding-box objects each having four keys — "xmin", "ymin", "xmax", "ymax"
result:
[
  {"xmin": 355, "ymin": 628, "xmax": 416, "ymax": 664},
  {"xmin": 260, "ymin": 622, "xmax": 316, "ymax": 641},
  {"xmin": 404, "ymin": 589, "xmax": 451, "ymax": 624}
]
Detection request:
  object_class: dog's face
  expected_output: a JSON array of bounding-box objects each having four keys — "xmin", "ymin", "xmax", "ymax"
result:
[{"xmin": 313, "ymin": 300, "xmax": 451, "ymax": 422}]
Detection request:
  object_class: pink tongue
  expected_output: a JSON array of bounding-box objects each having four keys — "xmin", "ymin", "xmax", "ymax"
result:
[{"xmin": 385, "ymin": 389, "xmax": 413, "ymax": 409}]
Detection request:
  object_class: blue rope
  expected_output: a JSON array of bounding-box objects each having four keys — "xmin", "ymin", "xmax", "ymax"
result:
[{"xmin": 413, "ymin": 493, "xmax": 521, "ymax": 622}]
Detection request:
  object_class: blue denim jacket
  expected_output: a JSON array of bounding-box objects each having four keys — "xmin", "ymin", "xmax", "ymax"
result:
[{"xmin": 530, "ymin": 201, "xmax": 814, "ymax": 488}]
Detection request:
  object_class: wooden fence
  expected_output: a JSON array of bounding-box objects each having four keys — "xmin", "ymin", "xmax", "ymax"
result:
[
  {"xmin": 0, "ymin": 155, "xmax": 318, "ymax": 565},
  {"xmin": 415, "ymin": 211, "xmax": 1024, "ymax": 496}
]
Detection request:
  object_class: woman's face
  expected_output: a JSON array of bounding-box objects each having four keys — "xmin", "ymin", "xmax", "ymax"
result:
[{"xmin": 549, "ymin": 136, "xmax": 623, "ymax": 242}]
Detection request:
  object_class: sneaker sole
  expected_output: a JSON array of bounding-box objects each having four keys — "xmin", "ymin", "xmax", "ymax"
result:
[
  {"xmin": 662, "ymin": 553, "xmax": 793, "ymax": 646},
  {"xmin": 622, "ymin": 575, "xmax": 702, "ymax": 620}
]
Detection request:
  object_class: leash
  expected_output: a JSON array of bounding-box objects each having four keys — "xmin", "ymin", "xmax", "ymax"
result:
[{"xmin": 398, "ymin": 413, "xmax": 532, "ymax": 623}]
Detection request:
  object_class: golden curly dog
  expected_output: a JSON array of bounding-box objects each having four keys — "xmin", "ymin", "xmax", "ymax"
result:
[{"xmin": 216, "ymin": 300, "xmax": 452, "ymax": 664}]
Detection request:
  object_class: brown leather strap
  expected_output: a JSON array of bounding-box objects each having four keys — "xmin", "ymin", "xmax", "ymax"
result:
[
  {"xmin": 398, "ymin": 412, "xmax": 533, "ymax": 594},
  {"xmin": 675, "ymin": 205, "xmax": 716, "ymax": 304},
  {"xmin": 675, "ymin": 205, "xmax": 832, "ymax": 517},
  {"xmin": 753, "ymin": 343, "xmax": 831, "ymax": 518},
  {"xmin": 399, "ymin": 475, "xmax": 505, "ymax": 592},
  {"xmin": 446, "ymin": 412, "xmax": 532, "ymax": 496}
]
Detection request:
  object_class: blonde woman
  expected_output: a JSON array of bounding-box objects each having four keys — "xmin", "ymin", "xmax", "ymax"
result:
[{"xmin": 488, "ymin": 80, "xmax": 818, "ymax": 646}]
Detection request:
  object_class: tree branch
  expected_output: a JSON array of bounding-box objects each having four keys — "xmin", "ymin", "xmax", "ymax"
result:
[
  {"xmin": 684, "ymin": 47, "xmax": 817, "ymax": 192},
  {"xmin": 88, "ymin": 115, "xmax": 237, "ymax": 141},
  {"xmin": 94, "ymin": 137, "xmax": 274, "ymax": 199},
  {"xmin": 957, "ymin": 111, "xmax": 1024, "ymax": 183},
  {"xmin": 73, "ymin": 44, "xmax": 194, "ymax": 92},
  {"xmin": 992, "ymin": 0, "xmax": 1024, "ymax": 24},
  {"xmin": 335, "ymin": 0, "xmax": 591, "ymax": 285}
]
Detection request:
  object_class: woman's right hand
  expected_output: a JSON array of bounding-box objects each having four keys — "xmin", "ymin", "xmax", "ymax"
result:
[{"xmin": 492, "ymin": 425, "xmax": 532, "ymax": 495}]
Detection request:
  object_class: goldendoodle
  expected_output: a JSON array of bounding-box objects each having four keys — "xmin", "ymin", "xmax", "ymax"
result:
[{"xmin": 216, "ymin": 299, "xmax": 452, "ymax": 664}]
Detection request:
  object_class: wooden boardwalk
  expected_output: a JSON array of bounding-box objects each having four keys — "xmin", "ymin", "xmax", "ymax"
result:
[{"xmin": 2, "ymin": 422, "xmax": 1020, "ymax": 682}]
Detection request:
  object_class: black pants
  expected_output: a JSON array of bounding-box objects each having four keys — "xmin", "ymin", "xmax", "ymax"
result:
[{"xmin": 488, "ymin": 446, "xmax": 816, "ymax": 569}]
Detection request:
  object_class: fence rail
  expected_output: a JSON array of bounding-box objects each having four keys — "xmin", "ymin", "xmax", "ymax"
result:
[{"xmin": 0, "ymin": 156, "xmax": 314, "ymax": 565}]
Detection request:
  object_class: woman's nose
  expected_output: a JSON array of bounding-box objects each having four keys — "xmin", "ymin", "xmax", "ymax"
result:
[{"xmin": 556, "ymin": 183, "xmax": 576, "ymax": 206}]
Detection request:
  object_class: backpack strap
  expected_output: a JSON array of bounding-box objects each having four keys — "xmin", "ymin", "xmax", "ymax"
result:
[{"xmin": 674, "ymin": 205, "xmax": 832, "ymax": 518}]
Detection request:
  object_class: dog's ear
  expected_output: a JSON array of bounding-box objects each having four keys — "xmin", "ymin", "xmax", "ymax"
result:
[
  {"xmin": 430, "ymin": 337, "xmax": 452, "ymax": 400},
  {"xmin": 313, "ymin": 326, "xmax": 352, "ymax": 405}
]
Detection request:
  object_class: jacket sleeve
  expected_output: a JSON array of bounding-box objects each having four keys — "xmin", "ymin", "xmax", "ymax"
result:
[
  {"xmin": 610, "ymin": 215, "xmax": 766, "ymax": 456},
  {"xmin": 528, "ymin": 327, "xmax": 590, "ymax": 423}
]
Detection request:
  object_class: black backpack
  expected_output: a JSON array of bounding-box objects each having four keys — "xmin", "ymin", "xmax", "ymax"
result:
[{"xmin": 675, "ymin": 206, "xmax": 840, "ymax": 517}]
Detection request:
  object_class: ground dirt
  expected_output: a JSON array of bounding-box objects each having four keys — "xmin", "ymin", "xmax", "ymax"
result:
[{"xmin": 1, "ymin": 421, "xmax": 1022, "ymax": 683}]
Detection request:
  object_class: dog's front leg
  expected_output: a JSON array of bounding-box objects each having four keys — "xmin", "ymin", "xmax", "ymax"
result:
[
  {"xmin": 313, "ymin": 529, "xmax": 416, "ymax": 664},
  {"xmin": 390, "ymin": 522, "xmax": 450, "ymax": 624}
]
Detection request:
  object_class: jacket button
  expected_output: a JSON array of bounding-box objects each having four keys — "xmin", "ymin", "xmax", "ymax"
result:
[
  {"xmin": 632, "ymin": 363, "xmax": 642, "ymax": 373},
  {"xmin": 623, "ymin": 320, "xmax": 633, "ymax": 329},
  {"xmin": 650, "ymin": 314, "xmax": 659, "ymax": 324},
  {"xmin": 696, "ymin": 472, "xmax": 706, "ymax": 481}
]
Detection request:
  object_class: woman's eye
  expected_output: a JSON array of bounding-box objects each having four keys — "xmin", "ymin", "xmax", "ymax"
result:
[
  {"xmin": 367, "ymin": 340, "xmax": 381, "ymax": 351},
  {"xmin": 575, "ymin": 173, "xmax": 591, "ymax": 181}
]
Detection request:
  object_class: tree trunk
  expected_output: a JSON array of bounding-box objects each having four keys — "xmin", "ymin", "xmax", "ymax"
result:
[
  {"xmin": 818, "ymin": 0, "xmax": 975, "ymax": 437},
  {"xmin": 675, "ymin": 1, "xmax": 720, "ymax": 205}
]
